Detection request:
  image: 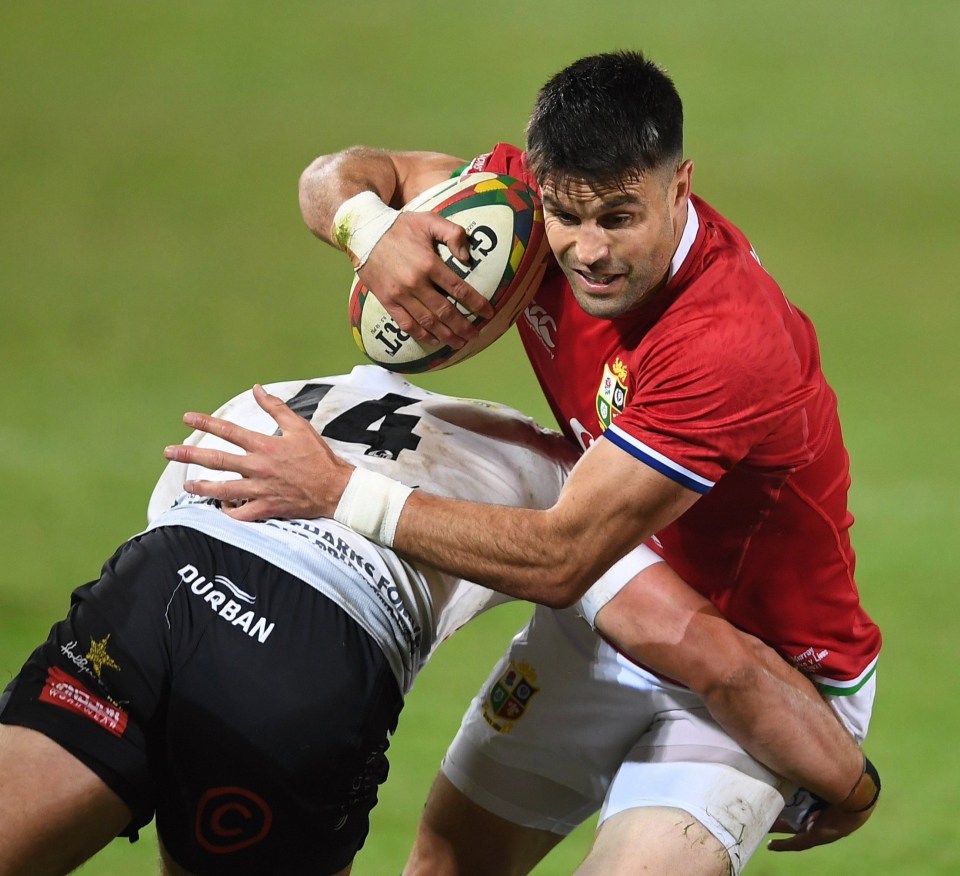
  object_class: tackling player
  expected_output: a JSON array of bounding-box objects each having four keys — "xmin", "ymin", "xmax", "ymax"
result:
[{"xmin": 168, "ymin": 51, "xmax": 883, "ymax": 874}]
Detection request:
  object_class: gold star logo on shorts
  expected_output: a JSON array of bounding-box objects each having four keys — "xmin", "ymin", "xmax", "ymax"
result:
[{"xmin": 86, "ymin": 634, "xmax": 121, "ymax": 679}]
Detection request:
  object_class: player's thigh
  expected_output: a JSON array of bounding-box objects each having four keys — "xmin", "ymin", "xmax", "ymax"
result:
[
  {"xmin": 404, "ymin": 771, "xmax": 562, "ymax": 876},
  {"xmin": 441, "ymin": 606, "xmax": 661, "ymax": 836},
  {"xmin": 0, "ymin": 724, "xmax": 131, "ymax": 876},
  {"xmin": 0, "ymin": 529, "xmax": 200, "ymax": 862},
  {"xmin": 576, "ymin": 806, "xmax": 732, "ymax": 876}
]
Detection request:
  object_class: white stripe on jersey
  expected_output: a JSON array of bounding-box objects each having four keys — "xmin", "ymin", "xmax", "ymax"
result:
[{"xmin": 603, "ymin": 424, "xmax": 714, "ymax": 494}]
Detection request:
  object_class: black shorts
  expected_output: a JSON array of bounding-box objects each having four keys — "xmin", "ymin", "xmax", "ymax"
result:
[{"xmin": 0, "ymin": 525, "xmax": 403, "ymax": 876}]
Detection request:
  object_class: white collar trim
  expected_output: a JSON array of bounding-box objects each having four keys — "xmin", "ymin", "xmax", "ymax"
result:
[{"xmin": 667, "ymin": 199, "xmax": 699, "ymax": 283}]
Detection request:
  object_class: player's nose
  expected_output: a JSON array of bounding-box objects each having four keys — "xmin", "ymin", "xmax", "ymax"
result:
[{"xmin": 574, "ymin": 224, "xmax": 610, "ymax": 266}]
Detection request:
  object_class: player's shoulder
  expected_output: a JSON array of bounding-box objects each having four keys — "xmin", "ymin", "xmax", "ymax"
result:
[
  {"xmin": 637, "ymin": 203, "xmax": 811, "ymax": 392},
  {"xmin": 673, "ymin": 197, "xmax": 797, "ymax": 334},
  {"xmin": 463, "ymin": 143, "xmax": 535, "ymax": 189},
  {"xmin": 685, "ymin": 195, "xmax": 768, "ymax": 284}
]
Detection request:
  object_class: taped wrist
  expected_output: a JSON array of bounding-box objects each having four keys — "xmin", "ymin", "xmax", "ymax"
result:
[
  {"xmin": 837, "ymin": 755, "xmax": 881, "ymax": 812},
  {"xmin": 331, "ymin": 191, "xmax": 400, "ymax": 268},
  {"xmin": 333, "ymin": 467, "xmax": 413, "ymax": 548}
]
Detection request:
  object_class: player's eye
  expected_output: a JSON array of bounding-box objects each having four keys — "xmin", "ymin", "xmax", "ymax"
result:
[
  {"xmin": 549, "ymin": 210, "xmax": 580, "ymax": 226},
  {"xmin": 599, "ymin": 213, "xmax": 632, "ymax": 229}
]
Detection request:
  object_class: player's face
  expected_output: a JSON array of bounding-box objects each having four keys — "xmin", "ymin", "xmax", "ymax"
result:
[{"xmin": 541, "ymin": 160, "xmax": 692, "ymax": 319}]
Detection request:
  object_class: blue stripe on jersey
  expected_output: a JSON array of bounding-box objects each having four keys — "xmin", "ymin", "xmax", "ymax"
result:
[{"xmin": 603, "ymin": 425, "xmax": 714, "ymax": 494}]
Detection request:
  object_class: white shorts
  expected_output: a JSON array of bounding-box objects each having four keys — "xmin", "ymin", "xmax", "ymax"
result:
[{"xmin": 441, "ymin": 605, "xmax": 875, "ymax": 875}]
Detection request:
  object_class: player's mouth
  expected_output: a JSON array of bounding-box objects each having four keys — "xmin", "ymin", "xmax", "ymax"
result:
[{"xmin": 573, "ymin": 269, "xmax": 625, "ymax": 294}]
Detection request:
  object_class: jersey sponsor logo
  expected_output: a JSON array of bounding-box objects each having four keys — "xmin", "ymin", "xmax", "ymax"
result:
[
  {"xmin": 523, "ymin": 304, "xmax": 557, "ymax": 355},
  {"xmin": 481, "ymin": 660, "xmax": 539, "ymax": 734},
  {"xmin": 569, "ymin": 417, "xmax": 596, "ymax": 452},
  {"xmin": 596, "ymin": 358, "xmax": 629, "ymax": 431},
  {"xmin": 178, "ymin": 564, "xmax": 276, "ymax": 644},
  {"xmin": 265, "ymin": 521, "xmax": 423, "ymax": 654},
  {"xmin": 195, "ymin": 786, "xmax": 273, "ymax": 854},
  {"xmin": 86, "ymin": 634, "xmax": 121, "ymax": 680},
  {"xmin": 464, "ymin": 153, "xmax": 491, "ymax": 175},
  {"xmin": 39, "ymin": 666, "xmax": 129, "ymax": 737},
  {"xmin": 60, "ymin": 636, "xmax": 122, "ymax": 681},
  {"xmin": 791, "ymin": 645, "xmax": 831, "ymax": 673},
  {"xmin": 60, "ymin": 640, "xmax": 97, "ymax": 680}
]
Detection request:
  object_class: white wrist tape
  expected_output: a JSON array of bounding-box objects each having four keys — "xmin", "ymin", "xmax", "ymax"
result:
[
  {"xmin": 577, "ymin": 542, "xmax": 664, "ymax": 628},
  {"xmin": 331, "ymin": 191, "xmax": 401, "ymax": 269},
  {"xmin": 333, "ymin": 467, "xmax": 413, "ymax": 548}
]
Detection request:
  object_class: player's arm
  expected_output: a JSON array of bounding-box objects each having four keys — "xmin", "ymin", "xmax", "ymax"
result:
[
  {"xmin": 592, "ymin": 563, "xmax": 879, "ymax": 849},
  {"xmin": 299, "ymin": 147, "xmax": 494, "ymax": 347},
  {"xmin": 391, "ymin": 436, "xmax": 696, "ymax": 605},
  {"xmin": 164, "ymin": 385, "xmax": 697, "ymax": 606}
]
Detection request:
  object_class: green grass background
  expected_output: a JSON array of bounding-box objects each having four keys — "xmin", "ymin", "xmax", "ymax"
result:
[{"xmin": 1, "ymin": 2, "xmax": 956, "ymax": 873}]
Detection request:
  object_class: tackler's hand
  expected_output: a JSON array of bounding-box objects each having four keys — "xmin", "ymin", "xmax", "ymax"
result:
[
  {"xmin": 768, "ymin": 756, "xmax": 880, "ymax": 853},
  {"xmin": 163, "ymin": 384, "xmax": 354, "ymax": 522}
]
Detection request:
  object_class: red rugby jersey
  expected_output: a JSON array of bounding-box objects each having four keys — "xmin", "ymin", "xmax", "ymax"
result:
[{"xmin": 466, "ymin": 144, "xmax": 881, "ymax": 690}]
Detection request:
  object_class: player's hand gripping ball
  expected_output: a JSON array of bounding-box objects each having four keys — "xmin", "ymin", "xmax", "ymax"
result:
[{"xmin": 348, "ymin": 173, "xmax": 550, "ymax": 373}]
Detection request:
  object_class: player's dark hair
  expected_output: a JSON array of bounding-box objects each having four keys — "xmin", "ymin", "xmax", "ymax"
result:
[{"xmin": 525, "ymin": 50, "xmax": 684, "ymax": 190}]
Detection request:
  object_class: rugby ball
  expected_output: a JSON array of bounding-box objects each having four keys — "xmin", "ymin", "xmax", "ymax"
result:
[{"xmin": 348, "ymin": 172, "xmax": 549, "ymax": 373}]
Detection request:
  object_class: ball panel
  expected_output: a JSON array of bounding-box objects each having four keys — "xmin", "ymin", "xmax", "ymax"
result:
[{"xmin": 348, "ymin": 173, "xmax": 548, "ymax": 373}]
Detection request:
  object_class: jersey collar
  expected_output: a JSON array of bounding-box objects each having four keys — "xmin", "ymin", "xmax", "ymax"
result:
[{"xmin": 667, "ymin": 199, "xmax": 699, "ymax": 284}]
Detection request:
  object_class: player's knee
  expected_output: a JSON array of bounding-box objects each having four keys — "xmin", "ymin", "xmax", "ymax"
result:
[{"xmin": 582, "ymin": 806, "xmax": 732, "ymax": 876}]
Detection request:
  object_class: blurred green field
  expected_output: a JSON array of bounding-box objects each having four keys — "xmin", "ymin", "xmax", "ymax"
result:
[{"xmin": 1, "ymin": 2, "xmax": 957, "ymax": 873}]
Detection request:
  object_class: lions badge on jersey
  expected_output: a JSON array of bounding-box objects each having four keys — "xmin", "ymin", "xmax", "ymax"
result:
[
  {"xmin": 481, "ymin": 661, "xmax": 539, "ymax": 734},
  {"xmin": 596, "ymin": 358, "xmax": 629, "ymax": 431}
]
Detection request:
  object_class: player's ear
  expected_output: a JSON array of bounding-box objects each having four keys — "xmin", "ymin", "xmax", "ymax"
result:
[{"xmin": 671, "ymin": 160, "xmax": 693, "ymax": 209}]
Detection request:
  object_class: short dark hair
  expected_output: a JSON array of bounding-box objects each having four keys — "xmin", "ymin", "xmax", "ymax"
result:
[{"xmin": 525, "ymin": 51, "xmax": 684, "ymax": 190}]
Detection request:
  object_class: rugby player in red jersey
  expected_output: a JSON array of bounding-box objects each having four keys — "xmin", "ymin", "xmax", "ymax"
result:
[{"xmin": 169, "ymin": 51, "xmax": 882, "ymax": 875}]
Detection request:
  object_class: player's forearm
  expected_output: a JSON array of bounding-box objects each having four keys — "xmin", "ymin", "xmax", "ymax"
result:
[
  {"xmin": 392, "ymin": 491, "xmax": 612, "ymax": 607},
  {"xmin": 594, "ymin": 572, "xmax": 865, "ymax": 804},
  {"xmin": 298, "ymin": 147, "xmax": 402, "ymax": 243},
  {"xmin": 696, "ymin": 637, "xmax": 864, "ymax": 803},
  {"xmin": 367, "ymin": 440, "xmax": 689, "ymax": 606}
]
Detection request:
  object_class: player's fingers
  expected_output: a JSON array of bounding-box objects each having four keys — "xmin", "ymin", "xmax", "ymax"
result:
[
  {"xmin": 767, "ymin": 836, "xmax": 804, "ymax": 852},
  {"xmin": 427, "ymin": 261, "xmax": 495, "ymax": 323},
  {"xmin": 768, "ymin": 830, "xmax": 830, "ymax": 852},
  {"xmin": 252, "ymin": 384, "xmax": 300, "ymax": 428},
  {"xmin": 221, "ymin": 498, "xmax": 273, "ymax": 523},
  {"xmin": 180, "ymin": 411, "xmax": 264, "ymax": 450},
  {"xmin": 420, "ymin": 218, "xmax": 494, "ymax": 322},
  {"xmin": 425, "ymin": 212, "xmax": 472, "ymax": 264},
  {"xmin": 163, "ymin": 444, "xmax": 250, "ymax": 474},
  {"xmin": 767, "ymin": 821, "xmax": 848, "ymax": 852},
  {"xmin": 390, "ymin": 293, "xmax": 472, "ymax": 350},
  {"xmin": 181, "ymin": 477, "xmax": 258, "ymax": 503}
]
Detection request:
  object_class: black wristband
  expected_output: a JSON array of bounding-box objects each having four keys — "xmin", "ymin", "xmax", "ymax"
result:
[{"xmin": 842, "ymin": 756, "xmax": 881, "ymax": 813}]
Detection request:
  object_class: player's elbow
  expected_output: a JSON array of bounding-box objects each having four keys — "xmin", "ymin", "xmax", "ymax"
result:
[
  {"xmin": 687, "ymin": 635, "xmax": 772, "ymax": 701},
  {"xmin": 526, "ymin": 553, "xmax": 596, "ymax": 609},
  {"xmin": 531, "ymin": 583, "xmax": 580, "ymax": 610}
]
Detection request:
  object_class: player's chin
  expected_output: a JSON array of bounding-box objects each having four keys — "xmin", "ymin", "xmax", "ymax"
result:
[{"xmin": 569, "ymin": 283, "xmax": 634, "ymax": 319}]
